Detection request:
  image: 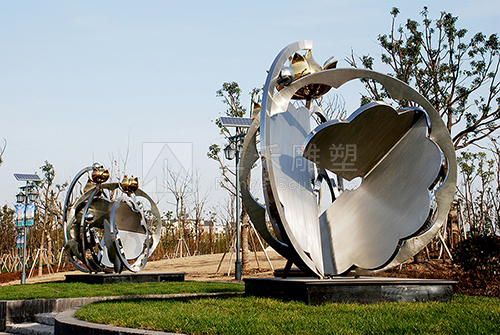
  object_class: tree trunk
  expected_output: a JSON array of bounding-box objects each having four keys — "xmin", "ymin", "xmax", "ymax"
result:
[
  {"xmin": 209, "ymin": 220, "xmax": 213, "ymax": 254},
  {"xmin": 241, "ymin": 207, "xmax": 249, "ymax": 272},
  {"xmin": 39, "ymin": 229, "xmax": 44, "ymax": 276},
  {"xmin": 413, "ymin": 249, "xmax": 426, "ymax": 263},
  {"xmin": 39, "ymin": 187, "xmax": 51, "ymax": 276},
  {"xmin": 47, "ymin": 233, "xmax": 52, "ymax": 264}
]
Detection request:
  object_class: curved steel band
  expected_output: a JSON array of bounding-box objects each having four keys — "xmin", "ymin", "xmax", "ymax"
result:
[
  {"xmin": 261, "ymin": 41, "xmax": 324, "ymax": 276},
  {"xmin": 277, "ymin": 67, "xmax": 456, "ymax": 269},
  {"xmin": 62, "ymin": 166, "xmax": 94, "ymax": 273},
  {"xmin": 239, "ymin": 112, "xmax": 309, "ymax": 271}
]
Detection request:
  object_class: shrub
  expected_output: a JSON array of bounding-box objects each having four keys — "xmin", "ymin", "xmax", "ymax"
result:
[{"xmin": 453, "ymin": 234, "xmax": 500, "ymax": 276}]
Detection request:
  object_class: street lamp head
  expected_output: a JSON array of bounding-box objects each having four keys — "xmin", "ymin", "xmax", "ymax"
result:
[
  {"xmin": 16, "ymin": 191, "xmax": 25, "ymax": 203},
  {"xmin": 224, "ymin": 144, "xmax": 236, "ymax": 160},
  {"xmin": 27, "ymin": 189, "xmax": 38, "ymax": 202}
]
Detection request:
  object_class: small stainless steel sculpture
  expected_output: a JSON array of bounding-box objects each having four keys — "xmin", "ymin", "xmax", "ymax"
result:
[
  {"xmin": 62, "ymin": 164, "xmax": 162, "ymax": 273},
  {"xmin": 240, "ymin": 41, "xmax": 456, "ymax": 278}
]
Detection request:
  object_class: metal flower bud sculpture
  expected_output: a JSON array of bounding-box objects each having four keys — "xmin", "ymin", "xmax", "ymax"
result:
[
  {"xmin": 62, "ymin": 164, "xmax": 162, "ymax": 274},
  {"xmin": 240, "ymin": 41, "xmax": 456, "ymax": 278},
  {"xmin": 276, "ymin": 49, "xmax": 338, "ymax": 100}
]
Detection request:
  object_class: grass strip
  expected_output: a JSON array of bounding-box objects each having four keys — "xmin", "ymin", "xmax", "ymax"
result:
[
  {"xmin": 76, "ymin": 294, "xmax": 500, "ymax": 335},
  {"xmin": 0, "ymin": 281, "xmax": 243, "ymax": 300}
]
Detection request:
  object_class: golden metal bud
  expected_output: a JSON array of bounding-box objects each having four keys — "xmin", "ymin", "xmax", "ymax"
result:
[
  {"xmin": 120, "ymin": 175, "xmax": 138, "ymax": 194},
  {"xmin": 83, "ymin": 178, "xmax": 94, "ymax": 193},
  {"xmin": 277, "ymin": 50, "xmax": 338, "ymax": 100},
  {"xmin": 91, "ymin": 165, "xmax": 110, "ymax": 184}
]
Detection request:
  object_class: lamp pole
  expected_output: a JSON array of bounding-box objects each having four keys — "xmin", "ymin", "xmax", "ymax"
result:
[
  {"xmin": 224, "ymin": 133, "xmax": 246, "ymax": 280},
  {"xmin": 21, "ymin": 183, "xmax": 28, "ymax": 284},
  {"xmin": 234, "ymin": 140, "xmax": 242, "ymax": 280},
  {"xmin": 14, "ymin": 173, "xmax": 40, "ymax": 284},
  {"xmin": 218, "ymin": 117, "xmax": 252, "ymax": 281}
]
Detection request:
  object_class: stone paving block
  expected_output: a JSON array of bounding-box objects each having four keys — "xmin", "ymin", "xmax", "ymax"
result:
[{"xmin": 5, "ymin": 322, "xmax": 53, "ymax": 335}]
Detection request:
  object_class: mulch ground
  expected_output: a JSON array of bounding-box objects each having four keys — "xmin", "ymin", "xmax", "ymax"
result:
[{"xmin": 376, "ymin": 259, "xmax": 499, "ymax": 298}]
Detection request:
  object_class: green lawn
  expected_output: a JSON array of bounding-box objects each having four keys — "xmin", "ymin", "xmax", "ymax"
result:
[
  {"xmin": 0, "ymin": 281, "xmax": 243, "ymax": 300},
  {"xmin": 75, "ymin": 294, "xmax": 500, "ymax": 335}
]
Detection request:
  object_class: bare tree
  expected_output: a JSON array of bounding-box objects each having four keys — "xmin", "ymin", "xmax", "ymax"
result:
[
  {"xmin": 0, "ymin": 205, "xmax": 16, "ymax": 255},
  {"xmin": 0, "ymin": 138, "xmax": 6, "ymax": 166},
  {"xmin": 490, "ymin": 139, "xmax": 500, "ymax": 234},
  {"xmin": 191, "ymin": 170, "xmax": 211, "ymax": 254},
  {"xmin": 35, "ymin": 161, "xmax": 67, "ymax": 275},
  {"xmin": 164, "ymin": 165, "xmax": 193, "ymax": 255},
  {"xmin": 457, "ymin": 151, "xmax": 497, "ymax": 236}
]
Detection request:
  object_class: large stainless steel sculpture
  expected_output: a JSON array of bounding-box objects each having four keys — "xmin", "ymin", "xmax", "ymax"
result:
[
  {"xmin": 62, "ymin": 164, "xmax": 162, "ymax": 273},
  {"xmin": 240, "ymin": 41, "xmax": 456, "ymax": 278}
]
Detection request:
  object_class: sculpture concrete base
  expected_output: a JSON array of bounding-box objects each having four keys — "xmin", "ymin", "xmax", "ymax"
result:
[
  {"xmin": 244, "ymin": 277, "xmax": 456, "ymax": 305},
  {"xmin": 65, "ymin": 272, "xmax": 185, "ymax": 284}
]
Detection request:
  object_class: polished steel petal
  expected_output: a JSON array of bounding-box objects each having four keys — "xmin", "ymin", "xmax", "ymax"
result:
[
  {"xmin": 317, "ymin": 113, "xmax": 442, "ymax": 274},
  {"xmin": 304, "ymin": 102, "xmax": 422, "ymax": 180},
  {"xmin": 267, "ymin": 105, "xmax": 324, "ymax": 273}
]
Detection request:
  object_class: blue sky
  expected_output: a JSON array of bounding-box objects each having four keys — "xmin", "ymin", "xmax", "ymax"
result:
[{"xmin": 1, "ymin": 0, "xmax": 499, "ymax": 215}]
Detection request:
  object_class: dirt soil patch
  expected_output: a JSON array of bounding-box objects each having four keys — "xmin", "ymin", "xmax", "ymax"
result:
[{"xmin": 0, "ymin": 250, "xmax": 288, "ymax": 286}]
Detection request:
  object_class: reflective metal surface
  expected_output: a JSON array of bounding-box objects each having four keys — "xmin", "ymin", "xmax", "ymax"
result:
[
  {"xmin": 91, "ymin": 164, "xmax": 110, "ymax": 184},
  {"xmin": 276, "ymin": 67, "xmax": 294, "ymax": 87},
  {"xmin": 62, "ymin": 164, "xmax": 161, "ymax": 273},
  {"xmin": 276, "ymin": 49, "xmax": 338, "ymax": 100},
  {"xmin": 120, "ymin": 175, "xmax": 139, "ymax": 194},
  {"xmin": 241, "ymin": 41, "xmax": 456, "ymax": 278},
  {"xmin": 314, "ymin": 108, "xmax": 443, "ymax": 274},
  {"xmin": 260, "ymin": 41, "xmax": 326, "ymax": 277},
  {"xmin": 109, "ymin": 196, "xmax": 150, "ymax": 272}
]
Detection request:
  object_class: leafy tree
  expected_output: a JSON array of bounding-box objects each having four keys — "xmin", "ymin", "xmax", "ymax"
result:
[
  {"xmin": 208, "ymin": 82, "xmax": 260, "ymax": 194},
  {"xmin": 489, "ymin": 139, "xmax": 500, "ymax": 232},
  {"xmin": 345, "ymin": 7, "xmax": 500, "ymax": 265},
  {"xmin": 349, "ymin": 6, "xmax": 499, "ymax": 150}
]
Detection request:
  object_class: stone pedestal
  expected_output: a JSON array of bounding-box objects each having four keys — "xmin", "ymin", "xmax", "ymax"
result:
[
  {"xmin": 244, "ymin": 277, "xmax": 455, "ymax": 305},
  {"xmin": 65, "ymin": 272, "xmax": 185, "ymax": 284}
]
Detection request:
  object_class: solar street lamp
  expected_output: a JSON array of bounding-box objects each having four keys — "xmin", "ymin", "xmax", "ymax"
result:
[
  {"xmin": 13, "ymin": 173, "xmax": 41, "ymax": 284},
  {"xmin": 218, "ymin": 117, "xmax": 252, "ymax": 280}
]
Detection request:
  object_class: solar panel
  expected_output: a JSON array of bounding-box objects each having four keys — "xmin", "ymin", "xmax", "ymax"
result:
[
  {"xmin": 219, "ymin": 117, "xmax": 253, "ymax": 128},
  {"xmin": 14, "ymin": 173, "xmax": 41, "ymax": 181}
]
